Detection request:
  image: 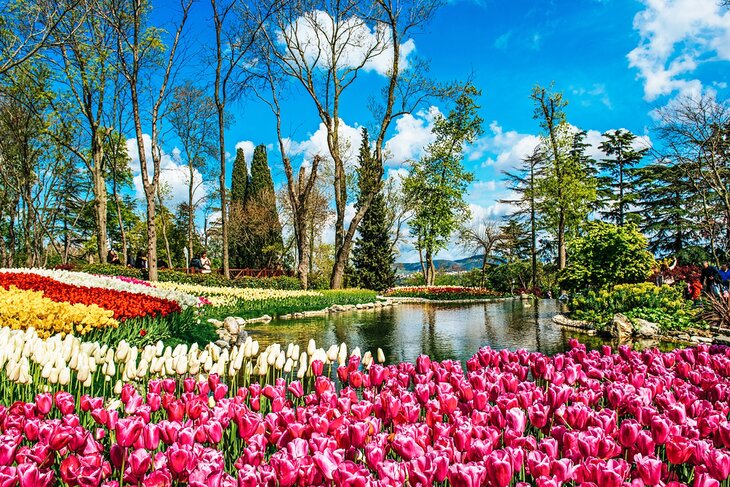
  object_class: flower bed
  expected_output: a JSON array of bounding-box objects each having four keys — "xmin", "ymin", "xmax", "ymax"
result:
[
  {"xmin": 0, "ymin": 268, "xmax": 199, "ymax": 308},
  {"xmin": 383, "ymin": 285, "xmax": 503, "ymax": 300},
  {"xmin": 0, "ymin": 286, "xmax": 118, "ymax": 337},
  {"xmin": 152, "ymin": 281, "xmax": 322, "ymax": 308},
  {"xmin": 0, "ymin": 272, "xmax": 181, "ymax": 321},
  {"xmin": 0, "ymin": 341, "xmax": 729, "ymax": 486}
]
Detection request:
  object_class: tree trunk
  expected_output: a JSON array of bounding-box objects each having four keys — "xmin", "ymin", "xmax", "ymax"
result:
[
  {"xmin": 297, "ymin": 219, "xmax": 310, "ymax": 290},
  {"xmin": 217, "ymin": 114, "xmax": 229, "ymax": 278},
  {"xmin": 188, "ymin": 162, "xmax": 194, "ymax": 269},
  {"xmin": 111, "ymin": 178, "xmax": 128, "ymax": 266},
  {"xmin": 145, "ymin": 192, "xmax": 157, "ymax": 280},
  {"xmin": 91, "ymin": 132, "xmax": 108, "ymax": 264},
  {"xmin": 558, "ymin": 211, "xmax": 566, "ymax": 270}
]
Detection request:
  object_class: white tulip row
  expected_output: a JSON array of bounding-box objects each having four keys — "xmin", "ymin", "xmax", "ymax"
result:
[
  {"xmin": 0, "ymin": 325, "xmax": 385, "ymax": 393},
  {"xmin": 0, "ymin": 268, "xmax": 200, "ymax": 308}
]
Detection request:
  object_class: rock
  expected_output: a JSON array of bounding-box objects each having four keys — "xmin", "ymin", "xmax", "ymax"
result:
[
  {"xmin": 677, "ymin": 333, "xmax": 691, "ymax": 342},
  {"xmin": 247, "ymin": 314, "xmax": 273, "ymax": 323},
  {"xmin": 714, "ymin": 335, "xmax": 730, "ymax": 346},
  {"xmin": 691, "ymin": 336, "xmax": 713, "ymax": 344},
  {"xmin": 610, "ymin": 313, "xmax": 633, "ymax": 342},
  {"xmin": 235, "ymin": 330, "xmax": 249, "ymax": 346},
  {"xmin": 635, "ymin": 318, "xmax": 659, "ymax": 338},
  {"xmin": 216, "ymin": 329, "xmax": 232, "ymax": 342},
  {"xmin": 552, "ymin": 314, "xmax": 590, "ymax": 329},
  {"xmin": 303, "ymin": 310, "xmax": 327, "ymax": 317},
  {"xmin": 356, "ymin": 304, "xmax": 364, "ymax": 310},
  {"xmin": 234, "ymin": 317, "xmax": 246, "ymax": 325},
  {"xmin": 223, "ymin": 317, "xmax": 239, "ymax": 335},
  {"xmin": 207, "ymin": 319, "xmax": 224, "ymax": 328},
  {"xmin": 215, "ymin": 340, "xmax": 230, "ymax": 349}
]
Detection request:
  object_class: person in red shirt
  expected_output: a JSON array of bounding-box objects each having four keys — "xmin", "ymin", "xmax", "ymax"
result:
[{"xmin": 689, "ymin": 279, "xmax": 703, "ymax": 300}]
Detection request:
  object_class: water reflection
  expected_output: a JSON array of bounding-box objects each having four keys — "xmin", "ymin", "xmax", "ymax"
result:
[{"xmin": 244, "ymin": 299, "xmax": 613, "ymax": 363}]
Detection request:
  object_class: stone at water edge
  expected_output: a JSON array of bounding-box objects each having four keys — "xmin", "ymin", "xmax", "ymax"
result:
[
  {"xmin": 207, "ymin": 318, "xmax": 224, "ymax": 328},
  {"xmin": 611, "ymin": 313, "xmax": 633, "ymax": 342},
  {"xmin": 634, "ymin": 318, "xmax": 659, "ymax": 338},
  {"xmin": 714, "ymin": 335, "xmax": 730, "ymax": 346},
  {"xmin": 223, "ymin": 317, "xmax": 239, "ymax": 335}
]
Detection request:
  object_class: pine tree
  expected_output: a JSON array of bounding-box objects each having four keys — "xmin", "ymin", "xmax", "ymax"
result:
[
  {"xmin": 597, "ymin": 129, "xmax": 647, "ymax": 225},
  {"xmin": 351, "ymin": 129, "xmax": 395, "ymax": 291}
]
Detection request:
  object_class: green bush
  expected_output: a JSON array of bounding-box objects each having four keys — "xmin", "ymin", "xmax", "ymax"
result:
[
  {"xmin": 205, "ymin": 289, "xmax": 379, "ymax": 320},
  {"xmin": 76, "ymin": 263, "xmax": 143, "ymax": 278},
  {"xmin": 157, "ymin": 269, "xmax": 301, "ymax": 290},
  {"xmin": 560, "ymin": 222, "xmax": 655, "ymax": 291},
  {"xmin": 570, "ymin": 282, "xmax": 699, "ymax": 332}
]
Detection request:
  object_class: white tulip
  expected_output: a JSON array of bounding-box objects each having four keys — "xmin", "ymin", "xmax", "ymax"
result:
[
  {"xmin": 251, "ymin": 340, "xmax": 259, "ymax": 357},
  {"xmin": 49, "ymin": 367, "xmax": 59, "ymax": 384},
  {"xmin": 114, "ymin": 380, "xmax": 123, "ymax": 395},
  {"xmin": 338, "ymin": 343, "xmax": 347, "ymax": 366},
  {"xmin": 292, "ymin": 345, "xmax": 300, "ymax": 360},
  {"xmin": 41, "ymin": 362, "xmax": 53, "ymax": 379},
  {"xmin": 351, "ymin": 347, "xmax": 361, "ymax": 358},
  {"xmin": 284, "ymin": 358, "xmax": 293, "ymax": 373},
  {"xmin": 362, "ymin": 351, "xmax": 373, "ymax": 369},
  {"xmin": 275, "ymin": 352, "xmax": 285, "ymax": 370},
  {"xmin": 286, "ymin": 343, "xmax": 294, "ymax": 358},
  {"xmin": 326, "ymin": 345, "xmax": 338, "ymax": 362},
  {"xmin": 377, "ymin": 348, "xmax": 385, "ymax": 363},
  {"xmin": 59, "ymin": 367, "xmax": 70, "ymax": 386},
  {"xmin": 307, "ymin": 339, "xmax": 316, "ymax": 356},
  {"xmin": 82, "ymin": 375, "xmax": 93, "ymax": 388}
]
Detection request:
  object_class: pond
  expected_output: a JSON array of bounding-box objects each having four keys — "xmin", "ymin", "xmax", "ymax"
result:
[{"xmin": 244, "ymin": 299, "xmax": 608, "ymax": 363}]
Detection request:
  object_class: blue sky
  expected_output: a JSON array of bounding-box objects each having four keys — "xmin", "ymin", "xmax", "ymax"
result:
[{"xmin": 132, "ymin": 0, "xmax": 730, "ymax": 262}]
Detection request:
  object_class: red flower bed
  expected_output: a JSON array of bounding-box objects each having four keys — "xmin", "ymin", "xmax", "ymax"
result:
[
  {"xmin": 384, "ymin": 286, "xmax": 503, "ymax": 300},
  {"xmin": 0, "ymin": 272, "xmax": 180, "ymax": 321}
]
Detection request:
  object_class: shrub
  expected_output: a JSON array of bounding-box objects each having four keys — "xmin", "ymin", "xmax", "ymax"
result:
[
  {"xmin": 157, "ymin": 269, "xmax": 301, "ymax": 290},
  {"xmin": 383, "ymin": 286, "xmax": 503, "ymax": 300},
  {"xmin": 570, "ymin": 282, "xmax": 699, "ymax": 331},
  {"xmin": 76, "ymin": 263, "xmax": 144, "ymax": 279},
  {"xmin": 559, "ymin": 222, "xmax": 655, "ymax": 291}
]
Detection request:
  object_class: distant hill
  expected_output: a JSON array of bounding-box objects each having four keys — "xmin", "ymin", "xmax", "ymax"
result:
[{"xmin": 395, "ymin": 255, "xmax": 484, "ymax": 274}]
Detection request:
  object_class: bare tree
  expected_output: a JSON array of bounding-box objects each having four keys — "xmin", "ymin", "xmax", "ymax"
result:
[
  {"xmin": 259, "ymin": 0, "xmax": 448, "ymax": 288},
  {"xmin": 459, "ymin": 218, "xmax": 503, "ymax": 286},
  {"xmin": 210, "ymin": 0, "xmax": 277, "ymax": 278},
  {"xmin": 168, "ymin": 81, "xmax": 218, "ymax": 268},
  {"xmin": 655, "ymin": 94, "xmax": 730, "ymax": 263},
  {"xmin": 106, "ymin": 0, "xmax": 192, "ymax": 281},
  {"xmin": 0, "ymin": 0, "xmax": 85, "ymax": 75}
]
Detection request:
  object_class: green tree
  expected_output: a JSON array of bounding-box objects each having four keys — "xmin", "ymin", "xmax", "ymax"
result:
[
  {"xmin": 351, "ymin": 129, "xmax": 395, "ymax": 291},
  {"xmin": 228, "ymin": 147, "xmax": 249, "ymax": 268},
  {"xmin": 230, "ymin": 147, "xmax": 249, "ymax": 203},
  {"xmin": 597, "ymin": 129, "xmax": 648, "ymax": 225},
  {"xmin": 405, "ymin": 84, "xmax": 482, "ymax": 285},
  {"xmin": 530, "ymin": 84, "xmax": 597, "ymax": 270},
  {"xmin": 248, "ymin": 144, "xmax": 283, "ymax": 268},
  {"xmin": 533, "ymin": 96, "xmax": 598, "ymax": 270},
  {"xmin": 633, "ymin": 161, "xmax": 700, "ymax": 258},
  {"xmin": 559, "ymin": 221, "xmax": 655, "ymax": 291}
]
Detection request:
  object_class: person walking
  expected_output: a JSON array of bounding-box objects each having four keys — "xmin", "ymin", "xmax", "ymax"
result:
[
  {"xmin": 701, "ymin": 261, "xmax": 722, "ymax": 296},
  {"xmin": 719, "ymin": 264, "xmax": 730, "ymax": 293}
]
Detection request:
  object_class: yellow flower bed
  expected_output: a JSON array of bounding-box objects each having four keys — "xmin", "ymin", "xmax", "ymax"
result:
[
  {"xmin": 0, "ymin": 286, "xmax": 118, "ymax": 338},
  {"xmin": 152, "ymin": 282, "xmax": 323, "ymax": 307}
]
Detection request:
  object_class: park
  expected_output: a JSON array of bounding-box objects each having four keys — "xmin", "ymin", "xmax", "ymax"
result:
[{"xmin": 1, "ymin": 0, "xmax": 730, "ymax": 485}]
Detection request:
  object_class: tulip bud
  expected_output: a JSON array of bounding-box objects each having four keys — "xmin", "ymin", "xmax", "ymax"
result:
[
  {"xmin": 114, "ymin": 380, "xmax": 123, "ymax": 395},
  {"xmin": 59, "ymin": 367, "xmax": 71, "ymax": 386},
  {"xmin": 267, "ymin": 350, "xmax": 277, "ymax": 366},
  {"xmin": 338, "ymin": 343, "xmax": 347, "ymax": 366},
  {"xmin": 326, "ymin": 345, "xmax": 338, "ymax": 362},
  {"xmin": 251, "ymin": 340, "xmax": 259, "ymax": 357},
  {"xmin": 362, "ymin": 351, "xmax": 373, "ymax": 369},
  {"xmin": 351, "ymin": 347, "xmax": 361, "ymax": 358},
  {"xmin": 49, "ymin": 367, "xmax": 59, "ymax": 384},
  {"xmin": 377, "ymin": 348, "xmax": 385, "ymax": 363},
  {"xmin": 307, "ymin": 339, "xmax": 316, "ymax": 356},
  {"xmin": 275, "ymin": 352, "xmax": 286, "ymax": 370},
  {"xmin": 286, "ymin": 343, "xmax": 294, "ymax": 358},
  {"xmin": 284, "ymin": 358, "xmax": 293, "ymax": 373}
]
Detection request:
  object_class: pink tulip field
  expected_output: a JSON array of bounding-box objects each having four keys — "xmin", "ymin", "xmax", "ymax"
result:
[{"xmin": 2, "ymin": 340, "xmax": 730, "ymax": 486}]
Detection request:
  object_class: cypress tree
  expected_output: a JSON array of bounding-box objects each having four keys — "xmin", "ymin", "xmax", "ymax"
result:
[
  {"xmin": 231, "ymin": 147, "xmax": 249, "ymax": 203},
  {"xmin": 229, "ymin": 147, "xmax": 249, "ymax": 268},
  {"xmin": 351, "ymin": 129, "xmax": 395, "ymax": 291},
  {"xmin": 248, "ymin": 145, "xmax": 284, "ymax": 268}
]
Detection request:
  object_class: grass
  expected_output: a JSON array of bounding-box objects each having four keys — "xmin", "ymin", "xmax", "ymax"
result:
[{"xmin": 204, "ymin": 289, "xmax": 379, "ymax": 321}]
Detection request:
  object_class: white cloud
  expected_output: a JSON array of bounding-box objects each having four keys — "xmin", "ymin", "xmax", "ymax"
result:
[
  {"xmin": 281, "ymin": 10, "xmax": 416, "ymax": 77},
  {"xmin": 283, "ymin": 119, "xmax": 364, "ymax": 170},
  {"xmin": 126, "ymin": 134, "xmax": 210, "ymax": 208},
  {"xmin": 234, "ymin": 140, "xmax": 256, "ymax": 166},
  {"xmin": 473, "ymin": 121, "xmax": 541, "ymax": 170},
  {"xmin": 384, "ymin": 106, "xmax": 440, "ymax": 166},
  {"xmin": 628, "ymin": 0, "xmax": 730, "ymax": 101}
]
